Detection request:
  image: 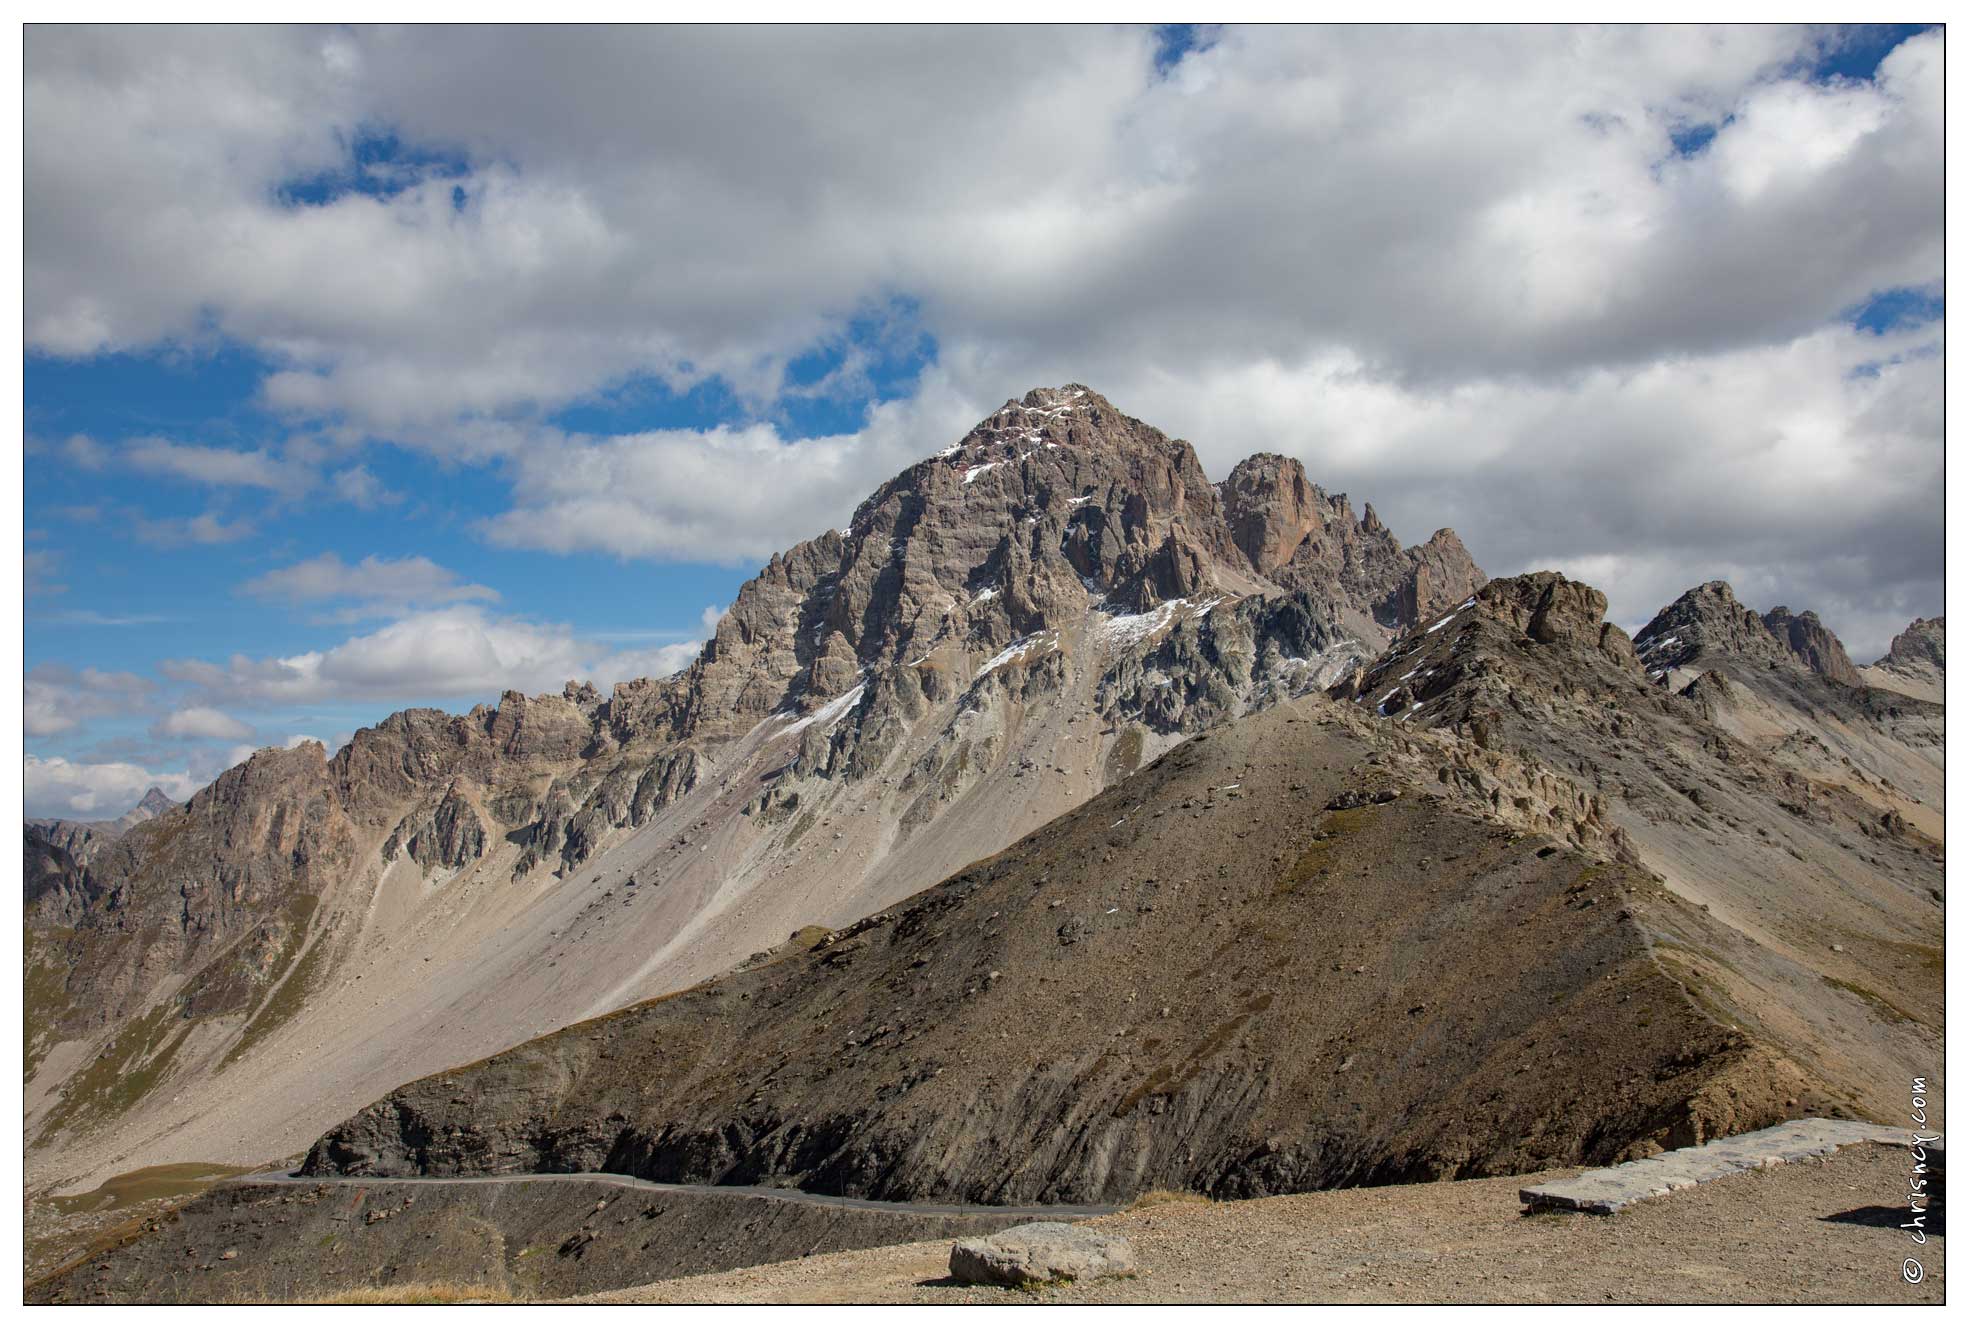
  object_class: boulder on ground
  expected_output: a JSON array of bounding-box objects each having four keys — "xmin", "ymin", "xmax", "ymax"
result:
[{"xmin": 948, "ymin": 1222, "xmax": 1137, "ymax": 1286}]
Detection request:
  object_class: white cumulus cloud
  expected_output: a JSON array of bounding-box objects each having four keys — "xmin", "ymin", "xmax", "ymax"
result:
[
  {"xmin": 161, "ymin": 605, "xmax": 702, "ymax": 707},
  {"xmin": 150, "ymin": 706, "xmax": 256, "ymax": 741},
  {"xmin": 239, "ymin": 552, "xmax": 499, "ymax": 617}
]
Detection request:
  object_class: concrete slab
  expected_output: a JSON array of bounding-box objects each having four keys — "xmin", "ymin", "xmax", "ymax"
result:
[{"xmin": 1520, "ymin": 1118, "xmax": 1926, "ymax": 1215}]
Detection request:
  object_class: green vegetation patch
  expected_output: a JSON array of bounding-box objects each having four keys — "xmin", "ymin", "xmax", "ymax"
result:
[
  {"xmin": 182, "ymin": 892, "xmax": 321, "ymax": 1020},
  {"xmin": 39, "ymin": 1001, "xmax": 196, "ymax": 1138},
  {"xmin": 47, "ymin": 1162, "xmax": 252, "ymax": 1216},
  {"xmin": 221, "ymin": 924, "xmax": 333, "ymax": 1070},
  {"xmin": 25, "ymin": 930, "xmax": 81, "ymax": 1080},
  {"xmin": 1873, "ymin": 937, "xmax": 1945, "ymax": 980},
  {"xmin": 1104, "ymin": 726, "xmax": 1145, "ymax": 783},
  {"xmin": 1567, "ymin": 863, "xmax": 1612, "ymax": 892}
]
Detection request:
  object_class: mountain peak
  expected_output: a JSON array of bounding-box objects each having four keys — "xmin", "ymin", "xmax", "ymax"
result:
[
  {"xmin": 1634, "ymin": 580, "xmax": 1785, "ymax": 678},
  {"xmin": 1637, "ymin": 581, "xmax": 1866, "ymax": 686},
  {"xmin": 647, "ymin": 386, "xmax": 1490, "ymax": 747},
  {"xmin": 943, "ymin": 384, "xmax": 1167, "ymax": 464},
  {"xmin": 1018, "ymin": 383, "xmax": 1111, "ymax": 412},
  {"xmin": 1880, "ymin": 615, "xmax": 1945, "ymax": 671},
  {"xmin": 1858, "ymin": 615, "xmax": 1944, "ymax": 702}
]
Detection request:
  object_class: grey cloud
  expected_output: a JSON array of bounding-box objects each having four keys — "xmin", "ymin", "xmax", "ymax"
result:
[
  {"xmin": 25, "ymin": 549, "xmax": 65, "ymax": 596},
  {"xmin": 330, "ymin": 464, "xmax": 403, "ymax": 508},
  {"xmin": 24, "ymin": 755, "xmax": 202, "ymax": 820},
  {"xmin": 61, "ymin": 434, "xmax": 110, "ymax": 470},
  {"xmin": 32, "ymin": 25, "xmax": 1939, "ymax": 424}
]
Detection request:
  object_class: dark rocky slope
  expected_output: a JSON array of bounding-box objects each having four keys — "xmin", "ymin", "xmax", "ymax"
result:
[
  {"xmin": 301, "ymin": 693, "xmax": 1803, "ymax": 1205},
  {"xmin": 30, "ymin": 1176, "xmax": 1063, "ymax": 1304}
]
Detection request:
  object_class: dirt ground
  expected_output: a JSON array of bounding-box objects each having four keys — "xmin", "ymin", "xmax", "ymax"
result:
[{"xmin": 579, "ymin": 1143, "xmax": 1942, "ymax": 1305}]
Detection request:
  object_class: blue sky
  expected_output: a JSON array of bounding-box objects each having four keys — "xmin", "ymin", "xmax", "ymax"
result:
[
  {"xmin": 24, "ymin": 341, "xmax": 895, "ymax": 676},
  {"xmin": 20, "ymin": 23, "xmax": 1943, "ymax": 817}
]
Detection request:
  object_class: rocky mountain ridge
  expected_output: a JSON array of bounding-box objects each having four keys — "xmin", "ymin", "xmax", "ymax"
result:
[
  {"xmin": 1629, "ymin": 581, "xmax": 1935, "ymax": 698},
  {"xmin": 1882, "ymin": 615, "xmax": 1946, "ymax": 671},
  {"xmin": 25, "ymin": 786, "xmax": 179, "ymax": 927},
  {"xmin": 1334, "ymin": 571, "xmax": 1941, "ymax": 1124}
]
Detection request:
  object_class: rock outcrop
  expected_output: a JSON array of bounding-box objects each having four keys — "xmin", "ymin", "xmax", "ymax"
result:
[
  {"xmin": 1218, "ymin": 452, "xmax": 1321, "ymax": 574},
  {"xmin": 1393, "ymin": 528, "xmax": 1484, "ymax": 628},
  {"xmin": 1216, "ymin": 453, "xmax": 1484, "ymax": 633},
  {"xmin": 1761, "ymin": 606, "xmax": 1862, "ymax": 686},
  {"xmin": 1883, "ymin": 616, "xmax": 1945, "ymax": 671},
  {"xmin": 1862, "ymin": 616, "xmax": 1945, "ymax": 703},
  {"xmin": 1478, "ymin": 570, "xmax": 1638, "ymax": 663},
  {"xmin": 383, "ymin": 783, "xmax": 490, "ymax": 872},
  {"xmin": 950, "ymin": 1223, "xmax": 1138, "ymax": 1286},
  {"xmin": 23, "ymin": 829, "xmax": 89, "ymax": 920}
]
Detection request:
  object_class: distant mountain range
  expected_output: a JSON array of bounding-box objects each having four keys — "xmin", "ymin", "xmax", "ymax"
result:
[{"xmin": 25, "ymin": 786, "xmax": 177, "ymax": 911}]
